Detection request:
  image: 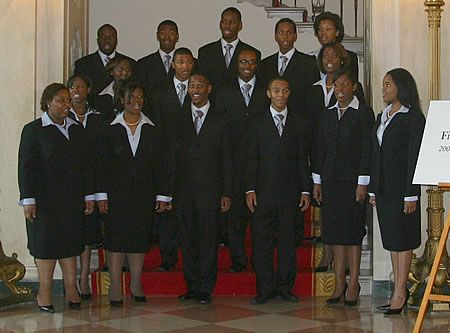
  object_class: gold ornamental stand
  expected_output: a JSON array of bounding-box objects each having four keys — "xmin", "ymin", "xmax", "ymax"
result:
[{"xmin": 413, "ymin": 183, "xmax": 450, "ymax": 333}]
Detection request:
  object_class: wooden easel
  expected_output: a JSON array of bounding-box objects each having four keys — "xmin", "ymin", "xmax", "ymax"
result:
[{"xmin": 413, "ymin": 182, "xmax": 450, "ymax": 333}]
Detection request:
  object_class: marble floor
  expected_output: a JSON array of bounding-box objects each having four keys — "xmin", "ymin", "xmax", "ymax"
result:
[{"xmin": 0, "ymin": 295, "xmax": 449, "ymax": 333}]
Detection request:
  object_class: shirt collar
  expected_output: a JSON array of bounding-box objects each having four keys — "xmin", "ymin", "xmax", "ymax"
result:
[
  {"xmin": 221, "ymin": 38, "xmax": 239, "ymax": 50},
  {"xmin": 238, "ymin": 76, "xmax": 256, "ymax": 89},
  {"xmin": 329, "ymin": 95, "xmax": 360, "ymax": 110},
  {"xmin": 278, "ymin": 47, "xmax": 296, "ymax": 61},
  {"xmin": 41, "ymin": 112, "xmax": 77, "ymax": 128},
  {"xmin": 191, "ymin": 101, "xmax": 210, "ymax": 117},
  {"xmin": 174, "ymin": 76, "xmax": 189, "ymax": 88},
  {"xmin": 69, "ymin": 106, "xmax": 99, "ymax": 119},
  {"xmin": 99, "ymin": 81, "xmax": 115, "ymax": 96},
  {"xmin": 159, "ymin": 49, "xmax": 175, "ymax": 61},
  {"xmin": 270, "ymin": 105, "xmax": 288, "ymax": 120},
  {"xmin": 313, "ymin": 74, "xmax": 328, "ymax": 87},
  {"xmin": 381, "ymin": 104, "xmax": 410, "ymax": 123},
  {"xmin": 98, "ymin": 50, "xmax": 116, "ymax": 63},
  {"xmin": 110, "ymin": 111, "xmax": 155, "ymax": 127}
]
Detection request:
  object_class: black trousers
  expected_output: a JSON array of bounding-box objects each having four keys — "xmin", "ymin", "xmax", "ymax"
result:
[
  {"xmin": 178, "ymin": 203, "xmax": 219, "ymax": 294},
  {"xmin": 251, "ymin": 202, "xmax": 298, "ymax": 298},
  {"xmin": 226, "ymin": 193, "xmax": 249, "ymax": 267},
  {"xmin": 154, "ymin": 210, "xmax": 179, "ymax": 267}
]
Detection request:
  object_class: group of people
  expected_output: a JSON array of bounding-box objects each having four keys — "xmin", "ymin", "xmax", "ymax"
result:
[{"xmin": 18, "ymin": 7, "xmax": 425, "ymax": 315}]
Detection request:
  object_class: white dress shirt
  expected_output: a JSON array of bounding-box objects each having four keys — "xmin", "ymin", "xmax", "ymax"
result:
[
  {"xmin": 313, "ymin": 75, "xmax": 335, "ymax": 108},
  {"xmin": 19, "ymin": 112, "xmax": 95, "ymax": 206},
  {"xmin": 312, "ymin": 96, "xmax": 370, "ymax": 186},
  {"xmin": 238, "ymin": 76, "xmax": 256, "ymax": 99},
  {"xmin": 69, "ymin": 107, "xmax": 100, "ymax": 128},
  {"xmin": 174, "ymin": 76, "xmax": 189, "ymax": 98},
  {"xmin": 278, "ymin": 47, "xmax": 296, "ymax": 74},
  {"xmin": 98, "ymin": 50, "xmax": 116, "ymax": 66},
  {"xmin": 159, "ymin": 49, "xmax": 175, "ymax": 65},
  {"xmin": 99, "ymin": 81, "xmax": 115, "ymax": 97},
  {"xmin": 191, "ymin": 101, "xmax": 210, "ymax": 132},
  {"xmin": 368, "ymin": 104, "xmax": 417, "ymax": 202}
]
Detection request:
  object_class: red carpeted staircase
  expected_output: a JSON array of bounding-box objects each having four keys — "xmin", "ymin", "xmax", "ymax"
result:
[{"xmin": 92, "ymin": 208, "xmax": 316, "ymax": 296}]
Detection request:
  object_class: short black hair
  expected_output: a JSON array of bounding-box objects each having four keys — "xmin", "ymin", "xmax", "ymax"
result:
[
  {"xmin": 386, "ymin": 68, "xmax": 422, "ymax": 113},
  {"xmin": 332, "ymin": 68, "xmax": 358, "ymax": 85},
  {"xmin": 173, "ymin": 47, "xmax": 193, "ymax": 60},
  {"xmin": 157, "ymin": 20, "xmax": 178, "ymax": 33},
  {"xmin": 313, "ymin": 12, "xmax": 344, "ymax": 43},
  {"xmin": 66, "ymin": 73, "xmax": 92, "ymax": 90},
  {"xmin": 97, "ymin": 24, "xmax": 117, "ymax": 37},
  {"xmin": 275, "ymin": 18, "xmax": 297, "ymax": 33},
  {"xmin": 40, "ymin": 83, "xmax": 69, "ymax": 112},
  {"xmin": 317, "ymin": 42, "xmax": 350, "ymax": 73},
  {"xmin": 115, "ymin": 79, "xmax": 147, "ymax": 113},
  {"xmin": 221, "ymin": 7, "xmax": 242, "ymax": 21},
  {"xmin": 268, "ymin": 77, "xmax": 290, "ymax": 89},
  {"xmin": 189, "ymin": 71, "xmax": 211, "ymax": 85}
]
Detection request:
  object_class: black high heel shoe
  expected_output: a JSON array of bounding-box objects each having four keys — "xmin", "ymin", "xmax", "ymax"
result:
[
  {"xmin": 110, "ymin": 299, "xmax": 124, "ymax": 307},
  {"xmin": 68, "ymin": 301, "xmax": 81, "ymax": 310},
  {"xmin": 326, "ymin": 282, "xmax": 348, "ymax": 304},
  {"xmin": 384, "ymin": 288, "xmax": 409, "ymax": 315},
  {"xmin": 38, "ymin": 304, "xmax": 54, "ymax": 313},
  {"xmin": 79, "ymin": 279, "xmax": 92, "ymax": 300},
  {"xmin": 344, "ymin": 283, "xmax": 361, "ymax": 306},
  {"xmin": 315, "ymin": 262, "xmax": 333, "ymax": 272},
  {"xmin": 131, "ymin": 293, "xmax": 147, "ymax": 303}
]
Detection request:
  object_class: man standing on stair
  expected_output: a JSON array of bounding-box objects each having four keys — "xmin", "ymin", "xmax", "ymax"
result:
[{"xmin": 246, "ymin": 77, "xmax": 311, "ymax": 305}]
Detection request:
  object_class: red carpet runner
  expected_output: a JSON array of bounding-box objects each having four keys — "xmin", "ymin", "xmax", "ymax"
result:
[{"xmin": 92, "ymin": 207, "xmax": 315, "ymax": 296}]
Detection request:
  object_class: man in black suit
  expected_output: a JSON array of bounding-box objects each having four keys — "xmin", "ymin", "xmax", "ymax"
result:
[
  {"xmin": 246, "ymin": 78, "xmax": 311, "ymax": 305},
  {"xmin": 170, "ymin": 73, "xmax": 233, "ymax": 305},
  {"xmin": 261, "ymin": 18, "xmax": 320, "ymax": 114},
  {"xmin": 215, "ymin": 49, "xmax": 268, "ymax": 273},
  {"xmin": 137, "ymin": 20, "xmax": 179, "ymax": 98},
  {"xmin": 198, "ymin": 7, "xmax": 261, "ymax": 93},
  {"xmin": 74, "ymin": 24, "xmax": 136, "ymax": 96},
  {"xmin": 150, "ymin": 47, "xmax": 195, "ymax": 272}
]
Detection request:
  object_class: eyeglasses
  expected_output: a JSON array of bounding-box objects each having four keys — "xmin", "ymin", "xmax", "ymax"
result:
[{"xmin": 238, "ymin": 59, "xmax": 257, "ymax": 65}]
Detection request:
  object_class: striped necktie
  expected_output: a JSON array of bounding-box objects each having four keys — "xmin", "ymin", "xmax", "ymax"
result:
[
  {"xmin": 194, "ymin": 110, "xmax": 204, "ymax": 134},
  {"xmin": 224, "ymin": 44, "xmax": 233, "ymax": 68},
  {"xmin": 275, "ymin": 113, "xmax": 284, "ymax": 136}
]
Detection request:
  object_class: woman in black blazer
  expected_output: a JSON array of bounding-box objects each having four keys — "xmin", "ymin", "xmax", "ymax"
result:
[
  {"xmin": 18, "ymin": 83, "xmax": 95, "ymax": 312},
  {"xmin": 67, "ymin": 74, "xmax": 103, "ymax": 299},
  {"xmin": 369, "ymin": 68, "xmax": 425, "ymax": 315},
  {"xmin": 312, "ymin": 69, "xmax": 374, "ymax": 306},
  {"xmin": 95, "ymin": 80, "xmax": 169, "ymax": 306}
]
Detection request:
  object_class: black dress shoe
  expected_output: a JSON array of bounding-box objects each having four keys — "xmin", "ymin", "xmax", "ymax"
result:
[
  {"xmin": 277, "ymin": 291, "xmax": 299, "ymax": 302},
  {"xmin": 110, "ymin": 299, "xmax": 123, "ymax": 307},
  {"xmin": 178, "ymin": 292, "xmax": 197, "ymax": 301},
  {"xmin": 121, "ymin": 266, "xmax": 130, "ymax": 272},
  {"xmin": 68, "ymin": 301, "xmax": 81, "ymax": 310},
  {"xmin": 38, "ymin": 304, "xmax": 54, "ymax": 313},
  {"xmin": 156, "ymin": 264, "xmax": 175, "ymax": 272},
  {"xmin": 80, "ymin": 293, "xmax": 92, "ymax": 300},
  {"xmin": 197, "ymin": 293, "xmax": 211, "ymax": 305},
  {"xmin": 131, "ymin": 293, "xmax": 147, "ymax": 303},
  {"xmin": 250, "ymin": 293, "xmax": 274, "ymax": 305},
  {"xmin": 229, "ymin": 263, "xmax": 246, "ymax": 273}
]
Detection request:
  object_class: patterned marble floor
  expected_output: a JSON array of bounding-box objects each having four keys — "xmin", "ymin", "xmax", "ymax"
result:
[{"xmin": 0, "ymin": 295, "xmax": 449, "ymax": 332}]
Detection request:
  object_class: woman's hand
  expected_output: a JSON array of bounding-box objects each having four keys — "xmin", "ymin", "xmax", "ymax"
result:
[
  {"xmin": 84, "ymin": 200, "xmax": 95, "ymax": 215},
  {"xmin": 369, "ymin": 196, "xmax": 376, "ymax": 207},
  {"xmin": 313, "ymin": 184, "xmax": 322, "ymax": 204},
  {"xmin": 355, "ymin": 185, "xmax": 368, "ymax": 204},
  {"xmin": 299, "ymin": 194, "xmax": 310, "ymax": 212},
  {"xmin": 246, "ymin": 192, "xmax": 257, "ymax": 213},
  {"xmin": 155, "ymin": 201, "xmax": 168, "ymax": 213},
  {"xmin": 220, "ymin": 196, "xmax": 231, "ymax": 213},
  {"xmin": 97, "ymin": 200, "xmax": 108, "ymax": 214},
  {"xmin": 23, "ymin": 204, "xmax": 36, "ymax": 222},
  {"xmin": 404, "ymin": 201, "xmax": 417, "ymax": 214}
]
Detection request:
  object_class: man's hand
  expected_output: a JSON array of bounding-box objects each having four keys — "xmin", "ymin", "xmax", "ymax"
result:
[
  {"xmin": 155, "ymin": 201, "xmax": 168, "ymax": 213},
  {"xmin": 355, "ymin": 185, "xmax": 368, "ymax": 204},
  {"xmin": 313, "ymin": 184, "xmax": 322, "ymax": 205},
  {"xmin": 220, "ymin": 196, "xmax": 231, "ymax": 213},
  {"xmin": 23, "ymin": 204, "xmax": 36, "ymax": 222},
  {"xmin": 369, "ymin": 196, "xmax": 376, "ymax": 207},
  {"xmin": 246, "ymin": 192, "xmax": 257, "ymax": 213},
  {"xmin": 299, "ymin": 194, "xmax": 310, "ymax": 212},
  {"xmin": 404, "ymin": 201, "xmax": 417, "ymax": 214},
  {"xmin": 84, "ymin": 200, "xmax": 95, "ymax": 215}
]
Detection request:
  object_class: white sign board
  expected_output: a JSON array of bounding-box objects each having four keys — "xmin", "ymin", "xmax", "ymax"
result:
[{"xmin": 413, "ymin": 100, "xmax": 450, "ymax": 185}]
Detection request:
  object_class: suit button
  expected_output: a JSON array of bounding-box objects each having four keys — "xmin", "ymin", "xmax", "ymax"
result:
[{"xmin": 245, "ymin": 113, "xmax": 249, "ymax": 116}]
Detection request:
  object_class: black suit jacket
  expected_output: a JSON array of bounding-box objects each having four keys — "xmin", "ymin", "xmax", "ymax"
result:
[
  {"xmin": 149, "ymin": 79, "xmax": 192, "ymax": 127},
  {"xmin": 198, "ymin": 40, "xmax": 261, "ymax": 91},
  {"xmin": 246, "ymin": 110, "xmax": 311, "ymax": 206},
  {"xmin": 261, "ymin": 50, "xmax": 320, "ymax": 114},
  {"xmin": 74, "ymin": 51, "xmax": 136, "ymax": 95},
  {"xmin": 169, "ymin": 104, "xmax": 233, "ymax": 210},
  {"xmin": 369, "ymin": 107, "xmax": 425, "ymax": 197},
  {"xmin": 312, "ymin": 103, "xmax": 374, "ymax": 183}
]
